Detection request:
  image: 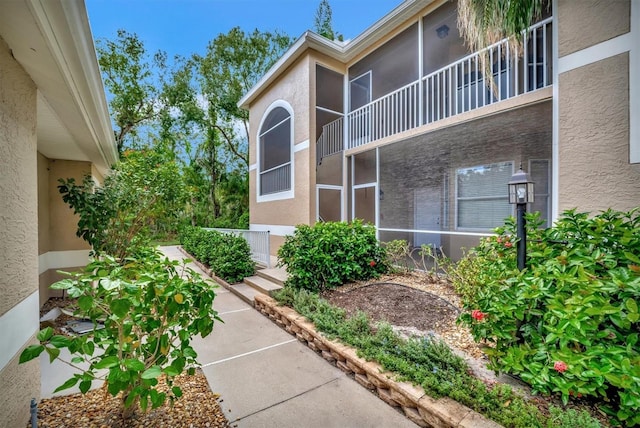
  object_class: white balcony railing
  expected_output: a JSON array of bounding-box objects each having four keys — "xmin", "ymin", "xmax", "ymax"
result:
[
  {"xmin": 204, "ymin": 228, "xmax": 271, "ymax": 268},
  {"xmin": 316, "ymin": 117, "xmax": 343, "ymax": 165},
  {"xmin": 341, "ymin": 17, "xmax": 553, "ymax": 151}
]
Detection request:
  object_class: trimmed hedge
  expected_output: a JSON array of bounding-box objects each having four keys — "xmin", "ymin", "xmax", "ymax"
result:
[
  {"xmin": 277, "ymin": 220, "xmax": 387, "ymax": 292},
  {"xmin": 179, "ymin": 226, "xmax": 255, "ymax": 283}
]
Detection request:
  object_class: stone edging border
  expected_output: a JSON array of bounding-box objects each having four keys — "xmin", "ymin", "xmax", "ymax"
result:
[
  {"xmin": 254, "ymin": 294, "xmax": 502, "ymax": 428},
  {"xmin": 175, "ymin": 246, "xmax": 501, "ymax": 428}
]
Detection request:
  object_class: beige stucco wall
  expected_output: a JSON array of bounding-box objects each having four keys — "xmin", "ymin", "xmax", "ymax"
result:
[
  {"xmin": 249, "ymin": 54, "xmax": 313, "ymax": 230},
  {"xmin": 37, "ymin": 157, "xmax": 91, "ymax": 305},
  {"xmin": 0, "ymin": 35, "xmax": 40, "ymax": 428},
  {"xmin": 558, "ymin": 0, "xmax": 630, "ymax": 57},
  {"xmin": 558, "ymin": 53, "xmax": 639, "ymax": 212},
  {"xmin": 37, "ymin": 152, "xmax": 51, "ymax": 255},
  {"xmin": 47, "ymin": 159, "xmax": 92, "ymax": 252},
  {"xmin": 0, "ymin": 36, "xmax": 38, "ymax": 318},
  {"xmin": 0, "ymin": 336, "xmax": 40, "ymax": 428}
]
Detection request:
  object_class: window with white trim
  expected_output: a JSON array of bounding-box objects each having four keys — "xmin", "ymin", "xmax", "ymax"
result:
[
  {"xmin": 259, "ymin": 106, "xmax": 291, "ymax": 196},
  {"xmin": 456, "ymin": 161, "xmax": 513, "ymax": 230}
]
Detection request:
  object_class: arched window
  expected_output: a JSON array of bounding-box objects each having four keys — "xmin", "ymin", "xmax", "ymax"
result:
[{"xmin": 258, "ymin": 105, "xmax": 292, "ymax": 196}]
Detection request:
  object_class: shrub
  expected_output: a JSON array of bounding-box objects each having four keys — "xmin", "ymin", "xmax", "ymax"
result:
[
  {"xmin": 456, "ymin": 208, "xmax": 640, "ymax": 425},
  {"xmin": 58, "ymin": 149, "xmax": 187, "ymax": 259},
  {"xmin": 179, "ymin": 226, "xmax": 255, "ymax": 283},
  {"xmin": 20, "ymin": 250, "xmax": 220, "ymax": 417},
  {"xmin": 272, "ymin": 288, "xmax": 601, "ymax": 428},
  {"xmin": 384, "ymin": 239, "xmax": 452, "ymax": 280},
  {"xmin": 277, "ymin": 220, "xmax": 387, "ymax": 292}
]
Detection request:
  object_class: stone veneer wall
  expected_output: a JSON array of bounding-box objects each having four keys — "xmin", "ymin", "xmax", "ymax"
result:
[{"xmin": 254, "ymin": 294, "xmax": 501, "ymax": 428}]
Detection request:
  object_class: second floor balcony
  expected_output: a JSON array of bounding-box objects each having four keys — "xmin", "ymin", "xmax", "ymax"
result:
[{"xmin": 317, "ymin": 16, "xmax": 552, "ymax": 160}]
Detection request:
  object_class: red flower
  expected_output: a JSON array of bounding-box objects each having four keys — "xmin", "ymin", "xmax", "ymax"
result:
[
  {"xmin": 369, "ymin": 260, "xmax": 376, "ymax": 267},
  {"xmin": 553, "ymin": 361, "xmax": 568, "ymax": 373},
  {"xmin": 471, "ymin": 310, "xmax": 486, "ymax": 321},
  {"xmin": 496, "ymin": 236, "xmax": 503, "ymax": 243},
  {"xmin": 504, "ymin": 241, "xmax": 513, "ymax": 248}
]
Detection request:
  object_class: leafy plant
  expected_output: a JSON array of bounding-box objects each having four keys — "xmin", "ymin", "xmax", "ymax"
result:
[
  {"xmin": 383, "ymin": 239, "xmax": 413, "ymax": 274},
  {"xmin": 384, "ymin": 240, "xmax": 451, "ymax": 281},
  {"xmin": 277, "ymin": 220, "xmax": 387, "ymax": 292},
  {"xmin": 59, "ymin": 149, "xmax": 187, "ymax": 259},
  {"xmin": 547, "ymin": 406, "xmax": 602, "ymax": 428},
  {"xmin": 179, "ymin": 226, "xmax": 255, "ymax": 283},
  {"xmin": 20, "ymin": 250, "xmax": 220, "ymax": 418},
  {"xmin": 457, "ymin": 208, "xmax": 640, "ymax": 425},
  {"xmin": 273, "ymin": 288, "xmax": 601, "ymax": 427}
]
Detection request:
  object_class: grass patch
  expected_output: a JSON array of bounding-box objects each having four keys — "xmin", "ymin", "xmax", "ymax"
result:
[{"xmin": 152, "ymin": 239, "xmax": 180, "ymax": 247}]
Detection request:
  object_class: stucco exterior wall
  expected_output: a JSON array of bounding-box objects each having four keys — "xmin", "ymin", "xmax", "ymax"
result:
[
  {"xmin": 37, "ymin": 152, "xmax": 51, "ymax": 255},
  {"xmin": 37, "ymin": 157, "xmax": 91, "ymax": 305},
  {"xmin": 0, "ymin": 35, "xmax": 40, "ymax": 428},
  {"xmin": 249, "ymin": 149, "xmax": 312, "ymax": 227},
  {"xmin": 0, "ymin": 337, "xmax": 40, "ymax": 428},
  {"xmin": 558, "ymin": 53, "xmax": 639, "ymax": 212},
  {"xmin": 0, "ymin": 36, "xmax": 38, "ymax": 318},
  {"xmin": 48, "ymin": 159, "xmax": 92, "ymax": 252},
  {"xmin": 558, "ymin": 0, "xmax": 630, "ymax": 57},
  {"xmin": 249, "ymin": 54, "xmax": 313, "ymax": 231}
]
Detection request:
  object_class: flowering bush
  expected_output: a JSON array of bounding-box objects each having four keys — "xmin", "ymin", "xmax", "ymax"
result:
[
  {"xmin": 456, "ymin": 208, "xmax": 640, "ymax": 426},
  {"xmin": 277, "ymin": 220, "xmax": 387, "ymax": 292}
]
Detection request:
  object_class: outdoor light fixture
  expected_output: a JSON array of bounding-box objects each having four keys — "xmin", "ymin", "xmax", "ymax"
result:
[
  {"xmin": 436, "ymin": 24, "xmax": 449, "ymax": 39},
  {"xmin": 508, "ymin": 164, "xmax": 535, "ymax": 270},
  {"xmin": 508, "ymin": 167, "xmax": 535, "ymax": 204}
]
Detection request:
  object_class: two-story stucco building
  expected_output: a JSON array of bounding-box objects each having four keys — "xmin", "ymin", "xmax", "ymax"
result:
[
  {"xmin": 240, "ymin": 0, "xmax": 639, "ymax": 261},
  {"xmin": 0, "ymin": 1, "xmax": 117, "ymax": 426}
]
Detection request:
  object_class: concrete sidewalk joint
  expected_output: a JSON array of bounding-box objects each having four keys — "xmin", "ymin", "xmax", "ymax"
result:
[
  {"xmin": 254, "ymin": 294, "xmax": 503, "ymax": 428},
  {"xmin": 201, "ymin": 339, "xmax": 297, "ymax": 368},
  {"xmin": 229, "ymin": 377, "xmax": 342, "ymax": 424}
]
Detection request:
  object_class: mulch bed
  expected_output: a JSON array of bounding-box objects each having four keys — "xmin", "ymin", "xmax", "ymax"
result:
[
  {"xmin": 322, "ymin": 272, "xmax": 484, "ymax": 359},
  {"xmin": 30, "ymin": 371, "xmax": 231, "ymax": 428}
]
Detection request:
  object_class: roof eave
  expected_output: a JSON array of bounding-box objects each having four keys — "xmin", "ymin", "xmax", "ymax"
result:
[
  {"xmin": 238, "ymin": 0, "xmax": 434, "ymax": 110},
  {"xmin": 238, "ymin": 31, "xmax": 348, "ymax": 110},
  {"xmin": 0, "ymin": 0, "xmax": 118, "ymax": 176}
]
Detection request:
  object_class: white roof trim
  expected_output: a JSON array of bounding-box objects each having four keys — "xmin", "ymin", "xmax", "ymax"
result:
[
  {"xmin": 238, "ymin": 0, "xmax": 434, "ymax": 109},
  {"xmin": 0, "ymin": 0, "xmax": 118, "ymax": 175}
]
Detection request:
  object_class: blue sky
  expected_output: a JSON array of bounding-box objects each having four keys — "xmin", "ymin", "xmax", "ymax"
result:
[{"xmin": 87, "ymin": 0, "xmax": 403, "ymax": 59}]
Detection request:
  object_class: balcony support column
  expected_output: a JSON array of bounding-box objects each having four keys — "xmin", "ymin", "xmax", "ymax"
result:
[{"xmin": 418, "ymin": 16, "xmax": 424, "ymax": 126}]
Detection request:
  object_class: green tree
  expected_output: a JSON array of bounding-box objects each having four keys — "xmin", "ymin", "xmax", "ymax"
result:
[
  {"xmin": 97, "ymin": 30, "xmax": 168, "ymax": 153},
  {"xmin": 59, "ymin": 149, "xmax": 187, "ymax": 258},
  {"xmin": 314, "ymin": 0, "xmax": 343, "ymax": 41},
  {"xmin": 195, "ymin": 27, "xmax": 292, "ymax": 169}
]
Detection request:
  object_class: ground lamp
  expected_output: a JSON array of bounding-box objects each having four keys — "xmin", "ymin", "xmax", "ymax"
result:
[{"xmin": 508, "ymin": 165, "xmax": 534, "ymax": 270}]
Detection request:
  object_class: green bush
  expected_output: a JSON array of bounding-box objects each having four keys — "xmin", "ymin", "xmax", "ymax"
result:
[
  {"xmin": 277, "ymin": 220, "xmax": 387, "ymax": 291},
  {"xmin": 20, "ymin": 250, "xmax": 220, "ymax": 417},
  {"xmin": 272, "ymin": 288, "xmax": 601, "ymax": 428},
  {"xmin": 456, "ymin": 208, "xmax": 640, "ymax": 425},
  {"xmin": 179, "ymin": 226, "xmax": 255, "ymax": 283}
]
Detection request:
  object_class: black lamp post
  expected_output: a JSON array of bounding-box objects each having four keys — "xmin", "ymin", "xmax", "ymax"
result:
[{"xmin": 508, "ymin": 165, "xmax": 535, "ymax": 270}]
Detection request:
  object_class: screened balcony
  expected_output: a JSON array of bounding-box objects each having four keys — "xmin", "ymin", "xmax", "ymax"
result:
[{"xmin": 316, "ymin": 16, "xmax": 553, "ymax": 156}]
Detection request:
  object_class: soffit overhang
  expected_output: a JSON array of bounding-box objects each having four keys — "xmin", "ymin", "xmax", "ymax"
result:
[
  {"xmin": 238, "ymin": 0, "xmax": 435, "ymax": 110},
  {"xmin": 0, "ymin": 0, "xmax": 118, "ymax": 176}
]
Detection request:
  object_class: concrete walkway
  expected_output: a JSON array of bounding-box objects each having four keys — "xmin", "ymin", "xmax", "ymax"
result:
[{"xmin": 159, "ymin": 246, "xmax": 416, "ymax": 428}]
